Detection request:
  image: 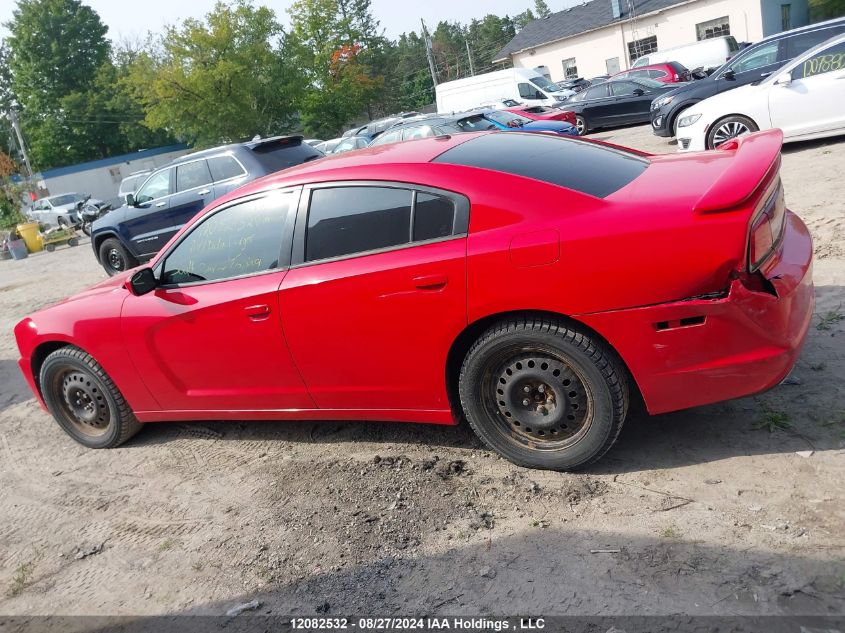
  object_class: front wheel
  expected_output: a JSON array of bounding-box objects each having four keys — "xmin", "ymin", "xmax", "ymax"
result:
[
  {"xmin": 98, "ymin": 237, "xmax": 138, "ymax": 276},
  {"xmin": 459, "ymin": 318, "xmax": 628, "ymax": 470},
  {"xmin": 706, "ymin": 115, "xmax": 758, "ymax": 149},
  {"xmin": 575, "ymin": 115, "xmax": 588, "ymax": 135},
  {"xmin": 40, "ymin": 346, "xmax": 142, "ymax": 448}
]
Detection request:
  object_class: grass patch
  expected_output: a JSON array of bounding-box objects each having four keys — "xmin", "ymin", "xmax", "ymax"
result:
[
  {"xmin": 6, "ymin": 562, "xmax": 34, "ymax": 598},
  {"xmin": 816, "ymin": 307, "xmax": 844, "ymax": 331},
  {"xmin": 661, "ymin": 525, "xmax": 681, "ymax": 539},
  {"xmin": 158, "ymin": 538, "xmax": 176, "ymax": 552},
  {"xmin": 753, "ymin": 411, "xmax": 791, "ymax": 433}
]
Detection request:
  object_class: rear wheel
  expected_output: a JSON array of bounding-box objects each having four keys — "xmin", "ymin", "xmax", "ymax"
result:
[
  {"xmin": 40, "ymin": 346, "xmax": 142, "ymax": 448},
  {"xmin": 99, "ymin": 237, "xmax": 138, "ymax": 276},
  {"xmin": 459, "ymin": 318, "xmax": 629, "ymax": 470},
  {"xmin": 575, "ymin": 115, "xmax": 588, "ymax": 135},
  {"xmin": 68, "ymin": 237, "xmax": 79, "ymax": 247},
  {"xmin": 706, "ymin": 115, "xmax": 758, "ymax": 149}
]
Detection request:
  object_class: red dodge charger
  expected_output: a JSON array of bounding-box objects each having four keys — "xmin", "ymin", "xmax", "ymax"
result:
[{"xmin": 15, "ymin": 130, "xmax": 813, "ymax": 470}]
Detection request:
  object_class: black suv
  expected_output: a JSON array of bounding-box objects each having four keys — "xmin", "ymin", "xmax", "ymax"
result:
[
  {"xmin": 650, "ymin": 17, "xmax": 845, "ymax": 138},
  {"xmin": 92, "ymin": 136, "xmax": 322, "ymax": 275}
]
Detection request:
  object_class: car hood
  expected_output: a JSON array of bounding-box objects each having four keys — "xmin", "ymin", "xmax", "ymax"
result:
[
  {"xmin": 688, "ymin": 83, "xmax": 764, "ymax": 117},
  {"xmin": 92, "ymin": 205, "xmax": 128, "ymax": 231},
  {"xmin": 658, "ymin": 77, "xmax": 715, "ymax": 100}
]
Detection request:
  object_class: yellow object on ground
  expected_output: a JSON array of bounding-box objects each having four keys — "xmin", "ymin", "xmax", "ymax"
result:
[{"xmin": 16, "ymin": 222, "xmax": 43, "ymax": 253}]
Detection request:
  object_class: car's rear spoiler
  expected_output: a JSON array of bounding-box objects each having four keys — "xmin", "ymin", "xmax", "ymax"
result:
[{"xmin": 693, "ymin": 129, "xmax": 783, "ymax": 214}]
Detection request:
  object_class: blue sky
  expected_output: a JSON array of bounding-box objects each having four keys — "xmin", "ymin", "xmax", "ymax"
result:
[{"xmin": 1, "ymin": 0, "xmax": 578, "ymax": 41}]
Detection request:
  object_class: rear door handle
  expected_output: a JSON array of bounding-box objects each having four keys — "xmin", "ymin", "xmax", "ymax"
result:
[
  {"xmin": 198, "ymin": 189, "xmax": 211, "ymax": 196},
  {"xmin": 155, "ymin": 202, "xmax": 166, "ymax": 208},
  {"xmin": 245, "ymin": 304, "xmax": 271, "ymax": 319},
  {"xmin": 413, "ymin": 274, "xmax": 448, "ymax": 290}
]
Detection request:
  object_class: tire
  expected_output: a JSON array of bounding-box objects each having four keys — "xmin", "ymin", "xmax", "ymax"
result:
[
  {"xmin": 68, "ymin": 237, "xmax": 79, "ymax": 247},
  {"xmin": 98, "ymin": 237, "xmax": 138, "ymax": 276},
  {"xmin": 45, "ymin": 243, "xmax": 55, "ymax": 252},
  {"xmin": 706, "ymin": 115, "xmax": 758, "ymax": 149},
  {"xmin": 81, "ymin": 223, "xmax": 91, "ymax": 237},
  {"xmin": 39, "ymin": 346, "xmax": 143, "ymax": 448},
  {"xmin": 671, "ymin": 106, "xmax": 690, "ymax": 137},
  {"xmin": 57, "ymin": 217, "xmax": 68, "ymax": 229},
  {"xmin": 575, "ymin": 115, "xmax": 588, "ymax": 135},
  {"xmin": 459, "ymin": 317, "xmax": 629, "ymax": 471}
]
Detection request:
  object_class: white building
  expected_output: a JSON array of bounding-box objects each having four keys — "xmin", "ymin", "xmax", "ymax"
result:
[
  {"xmin": 493, "ymin": 0, "xmax": 810, "ymax": 80},
  {"xmin": 35, "ymin": 144, "xmax": 190, "ymax": 202}
]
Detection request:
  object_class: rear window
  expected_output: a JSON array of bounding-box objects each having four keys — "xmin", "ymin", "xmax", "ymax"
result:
[
  {"xmin": 249, "ymin": 138, "xmax": 322, "ymax": 173},
  {"xmin": 433, "ymin": 133, "xmax": 648, "ymax": 198}
]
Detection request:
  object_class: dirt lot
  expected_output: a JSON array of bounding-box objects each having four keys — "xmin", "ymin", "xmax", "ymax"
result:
[{"xmin": 0, "ymin": 125, "xmax": 843, "ymax": 618}]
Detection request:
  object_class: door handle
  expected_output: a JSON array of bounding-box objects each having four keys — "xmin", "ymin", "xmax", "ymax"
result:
[
  {"xmin": 413, "ymin": 274, "xmax": 448, "ymax": 290},
  {"xmin": 198, "ymin": 189, "xmax": 211, "ymax": 196},
  {"xmin": 245, "ymin": 304, "xmax": 271, "ymax": 319},
  {"xmin": 155, "ymin": 202, "xmax": 166, "ymax": 208}
]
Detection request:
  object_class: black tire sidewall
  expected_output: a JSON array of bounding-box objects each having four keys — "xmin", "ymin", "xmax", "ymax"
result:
[
  {"xmin": 99, "ymin": 238, "xmax": 134, "ymax": 276},
  {"xmin": 576, "ymin": 116, "xmax": 588, "ymax": 135},
  {"xmin": 460, "ymin": 328, "xmax": 620, "ymax": 470},
  {"xmin": 40, "ymin": 352, "xmax": 125, "ymax": 449}
]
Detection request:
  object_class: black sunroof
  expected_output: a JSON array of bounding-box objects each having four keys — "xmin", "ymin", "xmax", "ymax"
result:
[{"xmin": 432, "ymin": 133, "xmax": 648, "ymax": 198}]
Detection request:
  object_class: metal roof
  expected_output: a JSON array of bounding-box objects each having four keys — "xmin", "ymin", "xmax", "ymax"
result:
[
  {"xmin": 38, "ymin": 144, "xmax": 189, "ymax": 180},
  {"xmin": 492, "ymin": 0, "xmax": 691, "ymax": 62}
]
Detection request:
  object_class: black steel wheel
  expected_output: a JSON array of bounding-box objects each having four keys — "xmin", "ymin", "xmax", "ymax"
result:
[
  {"xmin": 98, "ymin": 237, "xmax": 138, "ymax": 276},
  {"xmin": 459, "ymin": 318, "xmax": 628, "ymax": 470},
  {"xmin": 40, "ymin": 346, "xmax": 142, "ymax": 448}
]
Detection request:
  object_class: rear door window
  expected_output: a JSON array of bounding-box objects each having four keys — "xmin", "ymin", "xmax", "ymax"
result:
[
  {"xmin": 176, "ymin": 160, "xmax": 213, "ymax": 192},
  {"xmin": 584, "ymin": 84, "xmax": 609, "ymax": 100},
  {"xmin": 783, "ymin": 27, "xmax": 845, "ymax": 60},
  {"xmin": 208, "ymin": 155, "xmax": 246, "ymax": 182},
  {"xmin": 305, "ymin": 187, "xmax": 413, "ymax": 262}
]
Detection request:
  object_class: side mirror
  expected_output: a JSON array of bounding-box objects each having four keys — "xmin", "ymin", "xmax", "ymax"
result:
[
  {"xmin": 774, "ymin": 73, "xmax": 792, "ymax": 86},
  {"xmin": 722, "ymin": 69, "xmax": 735, "ymax": 80},
  {"xmin": 127, "ymin": 267, "xmax": 157, "ymax": 296},
  {"xmin": 125, "ymin": 193, "xmax": 136, "ymax": 207},
  {"xmin": 632, "ymin": 88, "xmax": 645, "ymax": 96}
]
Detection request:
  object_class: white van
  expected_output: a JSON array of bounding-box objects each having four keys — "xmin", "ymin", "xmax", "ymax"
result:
[
  {"xmin": 632, "ymin": 35, "xmax": 740, "ymax": 72},
  {"xmin": 435, "ymin": 68, "xmax": 574, "ymax": 112}
]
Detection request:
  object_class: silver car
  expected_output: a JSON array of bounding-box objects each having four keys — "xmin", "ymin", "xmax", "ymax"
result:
[{"xmin": 29, "ymin": 193, "xmax": 102, "ymax": 228}]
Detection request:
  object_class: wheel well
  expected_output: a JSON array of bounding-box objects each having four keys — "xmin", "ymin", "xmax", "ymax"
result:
[
  {"xmin": 30, "ymin": 341, "xmax": 73, "ymax": 396},
  {"xmin": 92, "ymin": 232, "xmax": 120, "ymax": 262},
  {"xmin": 669, "ymin": 103, "xmax": 694, "ymax": 131},
  {"xmin": 445, "ymin": 310, "xmax": 643, "ymax": 418}
]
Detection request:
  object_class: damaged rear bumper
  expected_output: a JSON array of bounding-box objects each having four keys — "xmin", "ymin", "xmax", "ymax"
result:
[{"xmin": 578, "ymin": 210, "xmax": 814, "ymax": 415}]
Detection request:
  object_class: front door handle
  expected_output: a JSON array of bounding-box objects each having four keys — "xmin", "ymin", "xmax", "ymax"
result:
[
  {"xmin": 245, "ymin": 304, "xmax": 271, "ymax": 319},
  {"xmin": 155, "ymin": 201, "xmax": 166, "ymax": 208},
  {"xmin": 198, "ymin": 189, "xmax": 211, "ymax": 196},
  {"xmin": 413, "ymin": 274, "xmax": 448, "ymax": 290}
]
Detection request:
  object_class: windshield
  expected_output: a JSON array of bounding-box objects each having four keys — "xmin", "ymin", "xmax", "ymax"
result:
[
  {"xmin": 530, "ymin": 75, "xmax": 560, "ymax": 93},
  {"xmin": 48, "ymin": 194, "xmax": 83, "ymax": 206},
  {"xmin": 484, "ymin": 110, "xmax": 532, "ymax": 127}
]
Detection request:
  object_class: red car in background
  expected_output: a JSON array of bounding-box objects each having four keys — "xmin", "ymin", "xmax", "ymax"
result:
[
  {"xmin": 505, "ymin": 105, "xmax": 576, "ymax": 127},
  {"xmin": 612, "ymin": 62, "xmax": 692, "ymax": 83},
  {"xmin": 15, "ymin": 130, "xmax": 813, "ymax": 471}
]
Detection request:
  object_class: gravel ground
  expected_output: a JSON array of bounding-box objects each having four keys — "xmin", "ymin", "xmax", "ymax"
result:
[{"xmin": 0, "ymin": 124, "xmax": 843, "ymax": 618}]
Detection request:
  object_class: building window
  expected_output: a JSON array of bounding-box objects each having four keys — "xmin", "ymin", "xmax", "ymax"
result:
[
  {"xmin": 781, "ymin": 4, "xmax": 792, "ymax": 30},
  {"xmin": 627, "ymin": 36, "xmax": 657, "ymax": 64},
  {"xmin": 562, "ymin": 57, "xmax": 578, "ymax": 79},
  {"xmin": 696, "ymin": 16, "xmax": 730, "ymax": 40}
]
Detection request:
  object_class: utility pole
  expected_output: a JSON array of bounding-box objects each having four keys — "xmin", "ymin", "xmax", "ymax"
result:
[
  {"xmin": 7, "ymin": 108, "xmax": 34, "ymax": 185},
  {"xmin": 421, "ymin": 19, "xmax": 438, "ymax": 87},
  {"xmin": 465, "ymin": 38, "xmax": 475, "ymax": 76}
]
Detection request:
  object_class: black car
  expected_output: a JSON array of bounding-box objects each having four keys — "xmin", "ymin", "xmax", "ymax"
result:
[
  {"xmin": 555, "ymin": 77, "xmax": 591, "ymax": 93},
  {"xmin": 562, "ymin": 78, "xmax": 681, "ymax": 134},
  {"xmin": 650, "ymin": 16, "xmax": 845, "ymax": 138},
  {"xmin": 91, "ymin": 136, "xmax": 322, "ymax": 276}
]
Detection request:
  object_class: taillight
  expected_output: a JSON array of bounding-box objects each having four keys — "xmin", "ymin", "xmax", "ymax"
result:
[
  {"xmin": 673, "ymin": 73, "xmax": 679, "ymax": 81},
  {"xmin": 748, "ymin": 181, "xmax": 786, "ymax": 271}
]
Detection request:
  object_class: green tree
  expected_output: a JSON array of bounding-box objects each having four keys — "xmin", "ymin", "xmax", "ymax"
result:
[
  {"xmin": 127, "ymin": 1, "xmax": 299, "ymax": 146},
  {"xmin": 513, "ymin": 8, "xmax": 535, "ymax": 31},
  {"xmin": 287, "ymin": 0, "xmax": 388, "ymax": 137},
  {"xmin": 534, "ymin": 0, "xmax": 552, "ymax": 19}
]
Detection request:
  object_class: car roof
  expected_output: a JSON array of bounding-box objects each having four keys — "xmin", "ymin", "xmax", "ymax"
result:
[{"xmin": 170, "ymin": 135, "xmax": 305, "ymax": 165}]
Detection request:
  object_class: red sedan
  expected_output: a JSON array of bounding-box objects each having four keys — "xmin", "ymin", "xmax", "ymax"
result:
[
  {"xmin": 505, "ymin": 105, "xmax": 576, "ymax": 127},
  {"xmin": 15, "ymin": 130, "xmax": 813, "ymax": 470}
]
